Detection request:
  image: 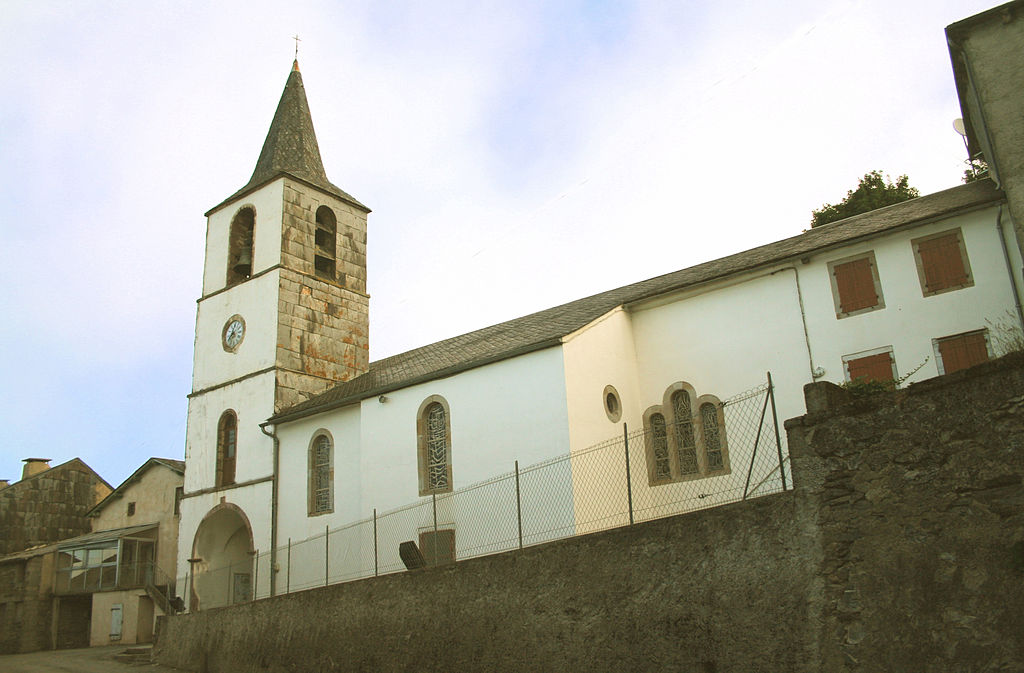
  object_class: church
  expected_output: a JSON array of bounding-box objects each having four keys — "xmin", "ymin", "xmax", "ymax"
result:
[{"xmin": 178, "ymin": 22, "xmax": 1024, "ymax": 608}]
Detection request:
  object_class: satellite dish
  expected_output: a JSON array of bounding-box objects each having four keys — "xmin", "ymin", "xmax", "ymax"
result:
[{"xmin": 953, "ymin": 118, "xmax": 967, "ymax": 137}]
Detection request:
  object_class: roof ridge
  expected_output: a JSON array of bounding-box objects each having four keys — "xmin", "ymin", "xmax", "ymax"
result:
[{"xmin": 270, "ymin": 179, "xmax": 1003, "ymax": 424}]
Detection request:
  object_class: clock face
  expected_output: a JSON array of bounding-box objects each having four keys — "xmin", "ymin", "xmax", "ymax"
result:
[{"xmin": 222, "ymin": 315, "xmax": 245, "ymax": 352}]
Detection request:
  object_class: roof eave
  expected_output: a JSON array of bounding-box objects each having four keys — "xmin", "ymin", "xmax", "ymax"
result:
[
  {"xmin": 268, "ymin": 337, "xmax": 565, "ymax": 425},
  {"xmin": 204, "ymin": 171, "xmax": 370, "ymax": 218},
  {"xmin": 87, "ymin": 457, "xmax": 184, "ymax": 517}
]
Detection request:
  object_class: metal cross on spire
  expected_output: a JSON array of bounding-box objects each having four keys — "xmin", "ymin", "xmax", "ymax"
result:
[{"xmin": 293, "ymin": 34, "xmax": 301, "ymax": 60}]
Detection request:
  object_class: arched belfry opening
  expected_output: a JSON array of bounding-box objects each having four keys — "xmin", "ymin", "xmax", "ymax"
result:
[
  {"xmin": 314, "ymin": 205, "xmax": 337, "ymax": 281},
  {"xmin": 227, "ymin": 206, "xmax": 255, "ymax": 285},
  {"xmin": 190, "ymin": 504, "xmax": 254, "ymax": 611}
]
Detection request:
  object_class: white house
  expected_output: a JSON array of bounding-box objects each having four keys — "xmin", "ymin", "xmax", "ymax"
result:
[{"xmin": 178, "ymin": 4, "xmax": 1024, "ymax": 610}]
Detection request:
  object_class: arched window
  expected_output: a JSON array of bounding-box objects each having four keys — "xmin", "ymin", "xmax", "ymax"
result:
[
  {"xmin": 645, "ymin": 383, "xmax": 731, "ymax": 485},
  {"xmin": 227, "ymin": 207, "xmax": 255, "ymax": 285},
  {"xmin": 314, "ymin": 206, "xmax": 337, "ymax": 282},
  {"xmin": 670, "ymin": 390, "xmax": 699, "ymax": 475},
  {"xmin": 417, "ymin": 396, "xmax": 452, "ymax": 495},
  {"xmin": 649, "ymin": 412, "xmax": 672, "ymax": 482},
  {"xmin": 216, "ymin": 411, "xmax": 237, "ymax": 487},
  {"xmin": 309, "ymin": 433, "xmax": 333, "ymax": 516},
  {"xmin": 697, "ymin": 398, "xmax": 729, "ymax": 473}
]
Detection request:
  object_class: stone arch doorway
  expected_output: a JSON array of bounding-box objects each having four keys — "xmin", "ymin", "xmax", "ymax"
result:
[{"xmin": 191, "ymin": 503, "xmax": 254, "ymax": 611}]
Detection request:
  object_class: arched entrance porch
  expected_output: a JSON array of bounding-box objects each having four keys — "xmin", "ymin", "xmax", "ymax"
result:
[{"xmin": 190, "ymin": 503, "xmax": 254, "ymax": 611}]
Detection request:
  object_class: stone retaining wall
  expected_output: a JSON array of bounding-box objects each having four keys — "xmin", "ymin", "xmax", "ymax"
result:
[{"xmin": 155, "ymin": 355, "xmax": 1024, "ymax": 672}]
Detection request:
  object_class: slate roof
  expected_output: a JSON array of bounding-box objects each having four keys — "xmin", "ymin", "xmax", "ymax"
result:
[
  {"xmin": 206, "ymin": 61, "xmax": 367, "ymax": 216},
  {"xmin": 0, "ymin": 522, "xmax": 161, "ymax": 563},
  {"xmin": 270, "ymin": 179, "xmax": 1005, "ymax": 424},
  {"xmin": 2, "ymin": 457, "xmax": 113, "ymax": 493},
  {"xmin": 56, "ymin": 523, "xmax": 158, "ymax": 549}
]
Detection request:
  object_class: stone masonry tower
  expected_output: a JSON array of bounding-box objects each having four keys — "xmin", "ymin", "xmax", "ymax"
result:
[{"xmin": 179, "ymin": 61, "xmax": 369, "ymax": 608}]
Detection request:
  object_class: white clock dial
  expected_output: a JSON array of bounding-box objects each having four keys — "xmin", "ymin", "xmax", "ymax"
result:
[{"xmin": 222, "ymin": 316, "xmax": 246, "ymax": 351}]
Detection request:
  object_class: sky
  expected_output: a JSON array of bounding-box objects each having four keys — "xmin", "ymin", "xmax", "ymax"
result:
[{"xmin": 0, "ymin": 0, "xmax": 998, "ymax": 487}]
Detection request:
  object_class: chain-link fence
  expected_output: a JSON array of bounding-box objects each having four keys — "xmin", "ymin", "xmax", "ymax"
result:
[{"xmin": 179, "ymin": 375, "xmax": 789, "ymax": 610}]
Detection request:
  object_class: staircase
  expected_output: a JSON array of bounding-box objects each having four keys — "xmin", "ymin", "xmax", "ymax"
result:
[
  {"xmin": 115, "ymin": 645, "xmax": 153, "ymax": 664},
  {"xmin": 144, "ymin": 563, "xmax": 182, "ymax": 615}
]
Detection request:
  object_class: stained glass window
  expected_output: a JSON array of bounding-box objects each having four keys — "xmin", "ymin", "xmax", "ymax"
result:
[
  {"xmin": 426, "ymin": 403, "xmax": 449, "ymax": 491},
  {"xmin": 311, "ymin": 434, "xmax": 332, "ymax": 514},
  {"xmin": 701, "ymin": 403, "xmax": 724, "ymax": 471},
  {"xmin": 217, "ymin": 411, "xmax": 237, "ymax": 486},
  {"xmin": 651, "ymin": 413, "xmax": 672, "ymax": 481},
  {"xmin": 671, "ymin": 391, "xmax": 699, "ymax": 475}
]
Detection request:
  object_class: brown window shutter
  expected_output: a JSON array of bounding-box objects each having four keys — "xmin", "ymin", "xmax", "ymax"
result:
[
  {"xmin": 938, "ymin": 332, "xmax": 989, "ymax": 374},
  {"xmin": 847, "ymin": 352, "xmax": 894, "ymax": 384},
  {"xmin": 834, "ymin": 258, "xmax": 878, "ymax": 313},
  {"xmin": 918, "ymin": 234, "xmax": 968, "ymax": 292}
]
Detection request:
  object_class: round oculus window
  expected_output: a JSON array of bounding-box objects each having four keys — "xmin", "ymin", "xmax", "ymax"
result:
[{"xmin": 603, "ymin": 385, "xmax": 622, "ymax": 422}]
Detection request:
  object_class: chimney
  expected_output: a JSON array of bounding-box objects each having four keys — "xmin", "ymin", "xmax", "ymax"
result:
[
  {"xmin": 22, "ymin": 458, "xmax": 52, "ymax": 480},
  {"xmin": 0, "ymin": 479, "xmax": 9, "ymax": 491}
]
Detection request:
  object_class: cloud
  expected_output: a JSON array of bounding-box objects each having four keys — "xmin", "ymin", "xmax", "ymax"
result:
[{"xmin": 0, "ymin": 0, "xmax": 999, "ymax": 485}]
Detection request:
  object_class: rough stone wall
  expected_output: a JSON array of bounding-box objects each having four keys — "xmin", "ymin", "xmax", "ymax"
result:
[
  {"xmin": 154, "ymin": 356, "xmax": 1024, "ymax": 673},
  {"xmin": 0, "ymin": 555, "xmax": 55, "ymax": 654},
  {"xmin": 0, "ymin": 460, "xmax": 111, "ymax": 555},
  {"xmin": 156, "ymin": 492, "xmax": 820, "ymax": 673},
  {"xmin": 276, "ymin": 179, "xmax": 369, "ymax": 411},
  {"xmin": 786, "ymin": 355, "xmax": 1024, "ymax": 671}
]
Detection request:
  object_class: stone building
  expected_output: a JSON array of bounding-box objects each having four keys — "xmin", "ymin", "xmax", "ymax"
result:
[
  {"xmin": 177, "ymin": 2, "xmax": 1024, "ymax": 609},
  {"xmin": 949, "ymin": 1, "xmax": 1024, "ymax": 250},
  {"xmin": 0, "ymin": 458, "xmax": 183, "ymax": 653},
  {"xmin": 0, "ymin": 458, "xmax": 111, "ymax": 556}
]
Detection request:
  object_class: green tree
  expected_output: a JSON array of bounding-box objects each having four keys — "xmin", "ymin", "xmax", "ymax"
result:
[
  {"xmin": 811, "ymin": 171, "xmax": 920, "ymax": 228},
  {"xmin": 962, "ymin": 158, "xmax": 988, "ymax": 183}
]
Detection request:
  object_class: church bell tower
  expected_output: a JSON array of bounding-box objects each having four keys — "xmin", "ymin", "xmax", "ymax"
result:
[{"xmin": 178, "ymin": 60, "xmax": 370, "ymax": 608}]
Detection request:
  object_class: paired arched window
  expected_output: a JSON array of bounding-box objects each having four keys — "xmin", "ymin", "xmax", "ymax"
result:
[
  {"xmin": 643, "ymin": 382, "xmax": 729, "ymax": 485},
  {"xmin": 216, "ymin": 411, "xmax": 237, "ymax": 487},
  {"xmin": 417, "ymin": 396, "xmax": 452, "ymax": 495},
  {"xmin": 314, "ymin": 206, "xmax": 337, "ymax": 282},
  {"xmin": 308, "ymin": 432, "xmax": 333, "ymax": 516},
  {"xmin": 227, "ymin": 207, "xmax": 255, "ymax": 285}
]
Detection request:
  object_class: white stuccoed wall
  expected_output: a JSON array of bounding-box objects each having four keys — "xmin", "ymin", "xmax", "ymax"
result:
[
  {"xmin": 565, "ymin": 201, "xmax": 1022, "ymax": 530},
  {"xmin": 561, "ymin": 308, "xmax": 642, "ymax": 451},
  {"xmin": 183, "ymin": 373, "xmax": 277, "ymax": 492},
  {"xmin": 181, "ymin": 179, "xmax": 290, "ymax": 598},
  {"xmin": 797, "ymin": 205, "xmax": 1022, "ymax": 385},
  {"xmin": 201, "ymin": 180, "xmax": 285, "ymax": 296},
  {"xmin": 192, "ymin": 271, "xmax": 280, "ymax": 391},
  {"xmin": 273, "ymin": 347, "xmax": 572, "ymax": 583},
  {"xmin": 225, "ymin": 198, "xmax": 1024, "ymax": 596},
  {"xmin": 178, "ymin": 373, "xmax": 276, "ymax": 594},
  {"xmin": 176, "ymin": 481, "xmax": 273, "ymax": 593},
  {"xmin": 629, "ymin": 203, "xmax": 1022, "ymax": 435}
]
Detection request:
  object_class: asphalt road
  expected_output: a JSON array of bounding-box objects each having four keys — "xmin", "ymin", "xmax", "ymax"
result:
[{"xmin": 0, "ymin": 645, "xmax": 186, "ymax": 673}]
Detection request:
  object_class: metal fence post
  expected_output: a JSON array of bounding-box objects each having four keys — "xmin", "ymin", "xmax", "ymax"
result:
[
  {"xmin": 286, "ymin": 538, "xmax": 291, "ymax": 594},
  {"xmin": 432, "ymin": 493, "xmax": 439, "ymax": 566},
  {"xmin": 767, "ymin": 371, "xmax": 788, "ymax": 490},
  {"xmin": 743, "ymin": 386, "xmax": 771, "ymax": 500},
  {"xmin": 325, "ymin": 524, "xmax": 330, "ymax": 587},
  {"xmin": 185, "ymin": 567, "xmax": 191, "ymax": 613},
  {"xmin": 373, "ymin": 508, "xmax": 378, "ymax": 577},
  {"xmin": 515, "ymin": 460, "xmax": 523, "ymax": 550},
  {"xmin": 624, "ymin": 423, "xmax": 634, "ymax": 525},
  {"xmin": 253, "ymin": 550, "xmax": 259, "ymax": 601}
]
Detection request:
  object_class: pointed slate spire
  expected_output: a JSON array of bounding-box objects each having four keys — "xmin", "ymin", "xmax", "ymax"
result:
[
  {"xmin": 210, "ymin": 60, "xmax": 367, "ymax": 214},
  {"xmin": 248, "ymin": 60, "xmax": 329, "ymax": 188}
]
